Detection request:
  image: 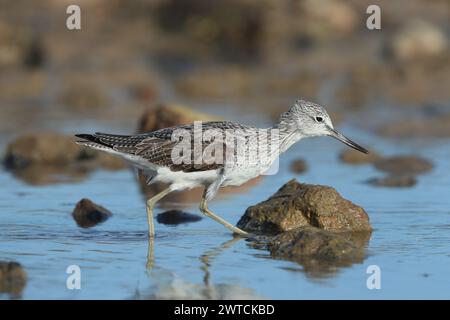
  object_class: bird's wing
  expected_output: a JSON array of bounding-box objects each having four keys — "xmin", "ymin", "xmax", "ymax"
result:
[{"xmin": 76, "ymin": 121, "xmax": 249, "ymax": 173}]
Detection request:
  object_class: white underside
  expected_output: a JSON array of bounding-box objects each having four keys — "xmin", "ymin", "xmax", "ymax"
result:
[{"xmin": 81, "ymin": 143, "xmax": 272, "ymax": 191}]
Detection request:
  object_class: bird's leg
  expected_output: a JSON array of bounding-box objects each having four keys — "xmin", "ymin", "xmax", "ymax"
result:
[
  {"xmin": 146, "ymin": 187, "xmax": 172, "ymax": 238},
  {"xmin": 199, "ymin": 192, "xmax": 249, "ymax": 237}
]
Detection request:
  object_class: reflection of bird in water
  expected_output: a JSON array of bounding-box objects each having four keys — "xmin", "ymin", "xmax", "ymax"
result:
[
  {"xmin": 142, "ymin": 237, "xmax": 262, "ymax": 299},
  {"xmin": 200, "ymin": 237, "xmax": 241, "ymax": 288},
  {"xmin": 76, "ymin": 99, "xmax": 367, "ymax": 238}
]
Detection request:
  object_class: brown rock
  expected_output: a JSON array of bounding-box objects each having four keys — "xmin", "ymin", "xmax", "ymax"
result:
[
  {"xmin": 237, "ymin": 179, "xmax": 372, "ymax": 234},
  {"xmin": 3, "ymin": 133, "xmax": 126, "ymax": 185},
  {"xmin": 4, "ymin": 133, "xmax": 82, "ymax": 169},
  {"xmin": 267, "ymin": 226, "xmax": 368, "ymax": 277},
  {"xmin": 268, "ymin": 226, "xmax": 365, "ymax": 263},
  {"xmin": 367, "ymin": 175, "xmax": 417, "ymax": 188},
  {"xmin": 72, "ymin": 198, "xmax": 112, "ymax": 228},
  {"xmin": 9, "ymin": 163, "xmax": 92, "ymax": 186},
  {"xmin": 374, "ymin": 156, "xmax": 433, "ymax": 175},
  {"xmin": 339, "ymin": 148, "xmax": 382, "ymax": 165},
  {"xmin": 290, "ymin": 159, "xmax": 307, "ymax": 174},
  {"xmin": 0, "ymin": 261, "xmax": 27, "ymax": 298}
]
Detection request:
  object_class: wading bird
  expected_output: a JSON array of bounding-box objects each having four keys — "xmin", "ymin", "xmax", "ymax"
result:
[{"xmin": 76, "ymin": 99, "xmax": 368, "ymax": 237}]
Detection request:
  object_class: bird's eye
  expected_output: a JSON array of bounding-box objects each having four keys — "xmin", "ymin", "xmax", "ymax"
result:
[{"xmin": 315, "ymin": 116, "xmax": 324, "ymax": 122}]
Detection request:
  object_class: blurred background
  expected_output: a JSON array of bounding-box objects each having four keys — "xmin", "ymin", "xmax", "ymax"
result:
[
  {"xmin": 0, "ymin": 0, "xmax": 449, "ymax": 299},
  {"xmin": 1, "ymin": 0, "xmax": 449, "ymax": 137}
]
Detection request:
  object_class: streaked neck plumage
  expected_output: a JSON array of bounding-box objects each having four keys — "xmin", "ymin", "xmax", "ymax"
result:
[{"xmin": 271, "ymin": 117, "xmax": 304, "ymax": 154}]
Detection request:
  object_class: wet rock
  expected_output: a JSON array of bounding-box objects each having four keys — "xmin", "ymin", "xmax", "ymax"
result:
[
  {"xmin": 386, "ymin": 19, "xmax": 448, "ymax": 62},
  {"xmin": 4, "ymin": 133, "xmax": 82, "ymax": 169},
  {"xmin": 374, "ymin": 156, "xmax": 433, "ymax": 176},
  {"xmin": 3, "ymin": 133, "xmax": 126, "ymax": 183},
  {"xmin": 0, "ymin": 261, "xmax": 27, "ymax": 298},
  {"xmin": 378, "ymin": 116, "xmax": 450, "ymax": 138},
  {"xmin": 268, "ymin": 226, "xmax": 365, "ymax": 264},
  {"xmin": 9, "ymin": 163, "xmax": 92, "ymax": 186},
  {"xmin": 137, "ymin": 103, "xmax": 219, "ymax": 133},
  {"xmin": 72, "ymin": 198, "xmax": 112, "ymax": 228},
  {"xmin": 156, "ymin": 210, "xmax": 202, "ymax": 225},
  {"xmin": 339, "ymin": 148, "xmax": 382, "ymax": 165},
  {"xmin": 367, "ymin": 175, "xmax": 417, "ymax": 188},
  {"xmin": 237, "ymin": 179, "xmax": 372, "ymax": 234},
  {"xmin": 290, "ymin": 159, "xmax": 307, "ymax": 174}
]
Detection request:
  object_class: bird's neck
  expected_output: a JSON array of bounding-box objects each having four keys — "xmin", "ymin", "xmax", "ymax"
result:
[{"xmin": 270, "ymin": 123, "xmax": 304, "ymax": 154}]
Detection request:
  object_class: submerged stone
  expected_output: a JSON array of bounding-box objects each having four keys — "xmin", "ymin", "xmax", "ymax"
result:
[
  {"xmin": 268, "ymin": 226, "xmax": 365, "ymax": 262},
  {"xmin": 156, "ymin": 210, "xmax": 202, "ymax": 225},
  {"xmin": 367, "ymin": 175, "xmax": 417, "ymax": 188},
  {"xmin": 374, "ymin": 155, "xmax": 433, "ymax": 176}
]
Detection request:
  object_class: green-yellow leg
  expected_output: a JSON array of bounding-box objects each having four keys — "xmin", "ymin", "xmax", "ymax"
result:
[
  {"xmin": 146, "ymin": 187, "xmax": 172, "ymax": 238},
  {"xmin": 146, "ymin": 187, "xmax": 171, "ymax": 269},
  {"xmin": 199, "ymin": 191, "xmax": 249, "ymax": 237}
]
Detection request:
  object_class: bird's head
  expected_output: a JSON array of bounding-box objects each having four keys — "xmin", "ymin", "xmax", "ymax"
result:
[{"xmin": 278, "ymin": 99, "xmax": 368, "ymax": 153}]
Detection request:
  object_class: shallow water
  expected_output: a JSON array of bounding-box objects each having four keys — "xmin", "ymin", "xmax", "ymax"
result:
[{"xmin": 1, "ymin": 111, "xmax": 450, "ymax": 300}]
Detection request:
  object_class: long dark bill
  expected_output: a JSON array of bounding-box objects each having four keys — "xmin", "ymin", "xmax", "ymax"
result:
[{"xmin": 327, "ymin": 127, "xmax": 369, "ymax": 154}]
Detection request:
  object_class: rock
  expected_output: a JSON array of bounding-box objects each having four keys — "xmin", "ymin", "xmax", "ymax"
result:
[
  {"xmin": 339, "ymin": 148, "xmax": 382, "ymax": 165},
  {"xmin": 268, "ymin": 226, "xmax": 365, "ymax": 263},
  {"xmin": 378, "ymin": 116, "xmax": 450, "ymax": 138},
  {"xmin": 290, "ymin": 159, "xmax": 307, "ymax": 174},
  {"xmin": 367, "ymin": 175, "xmax": 416, "ymax": 188},
  {"xmin": 156, "ymin": 210, "xmax": 202, "ymax": 225},
  {"xmin": 72, "ymin": 198, "xmax": 112, "ymax": 228},
  {"xmin": 4, "ymin": 132, "xmax": 82, "ymax": 169},
  {"xmin": 374, "ymin": 156, "xmax": 433, "ymax": 176},
  {"xmin": 267, "ymin": 227, "xmax": 369, "ymax": 277},
  {"xmin": 3, "ymin": 133, "xmax": 126, "ymax": 185},
  {"xmin": 386, "ymin": 19, "xmax": 448, "ymax": 62},
  {"xmin": 237, "ymin": 179, "xmax": 372, "ymax": 234},
  {"xmin": 0, "ymin": 261, "xmax": 27, "ymax": 297},
  {"xmin": 9, "ymin": 163, "xmax": 92, "ymax": 186},
  {"xmin": 137, "ymin": 103, "xmax": 219, "ymax": 133}
]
